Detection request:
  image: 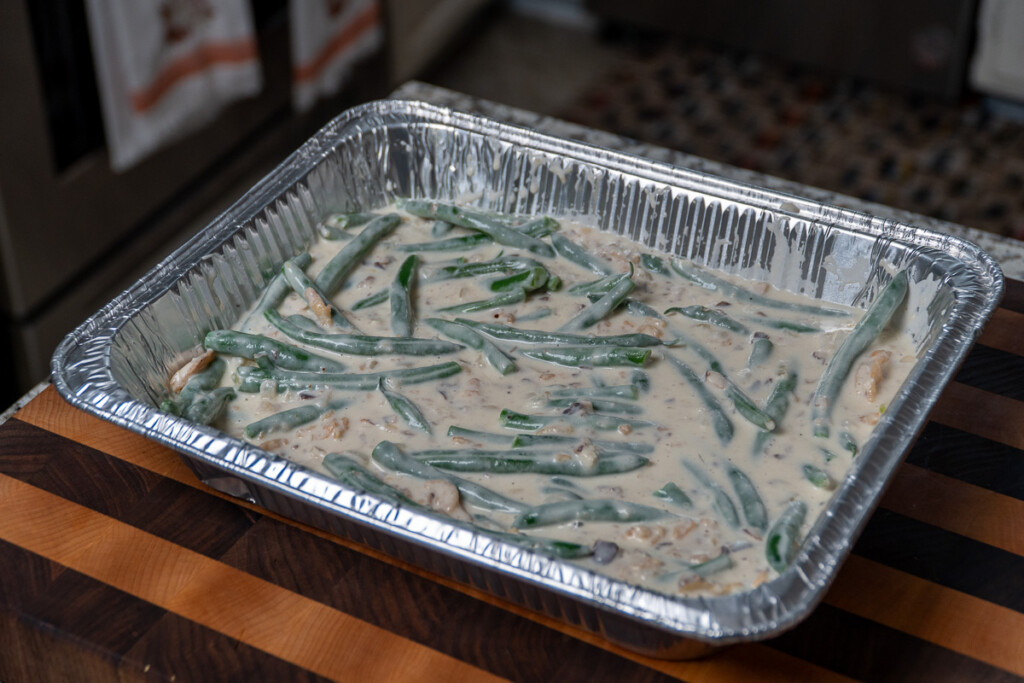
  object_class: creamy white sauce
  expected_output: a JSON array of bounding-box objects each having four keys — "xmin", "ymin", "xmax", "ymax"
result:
[{"xmin": 205, "ymin": 206, "xmax": 915, "ymax": 596}]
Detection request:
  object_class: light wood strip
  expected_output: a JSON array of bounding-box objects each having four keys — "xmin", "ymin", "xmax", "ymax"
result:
[
  {"xmin": 0, "ymin": 474, "xmax": 503, "ymax": 683},
  {"xmin": 978, "ymin": 308, "xmax": 1024, "ymax": 357},
  {"xmin": 825, "ymin": 555, "xmax": 1024, "ymax": 676},
  {"xmin": 883, "ymin": 463, "xmax": 1024, "ymax": 556},
  {"xmin": 19, "ymin": 387, "xmax": 852, "ymax": 682},
  {"xmin": 930, "ymin": 383, "xmax": 1024, "ymax": 451}
]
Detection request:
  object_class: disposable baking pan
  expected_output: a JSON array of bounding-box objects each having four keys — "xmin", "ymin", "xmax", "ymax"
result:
[{"xmin": 51, "ymin": 99, "xmax": 1003, "ymax": 658}]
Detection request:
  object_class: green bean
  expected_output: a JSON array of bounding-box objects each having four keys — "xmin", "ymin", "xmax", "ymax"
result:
[
  {"xmin": 550, "ymin": 233, "xmax": 614, "ymax": 275},
  {"xmin": 398, "ymin": 199, "xmax": 555, "ymax": 257},
  {"xmin": 378, "ymin": 378, "xmax": 431, "ymax": 433},
  {"xmin": 545, "ymin": 398, "xmax": 643, "ymax": 415},
  {"xmin": 640, "ymin": 253, "xmax": 671, "ymax": 276},
  {"xmin": 395, "ymin": 218, "xmax": 557, "ymax": 253},
  {"xmin": 670, "ymin": 258, "xmax": 850, "ymax": 317},
  {"xmin": 161, "ymin": 357, "xmax": 227, "ymax": 415},
  {"xmin": 567, "ymin": 271, "xmax": 623, "ymax": 296},
  {"xmin": 437, "ymin": 288, "xmax": 526, "ymax": 313},
  {"xmin": 446, "ymin": 425, "xmax": 514, "ymax": 445},
  {"xmin": 689, "ymin": 553, "xmax": 733, "ymax": 578},
  {"xmin": 489, "ymin": 266, "xmax": 549, "ymax": 293},
  {"xmin": 802, "ymin": 464, "xmax": 836, "ymax": 490},
  {"xmin": 766, "ymin": 499, "xmax": 807, "ymax": 572},
  {"xmin": 282, "ymin": 258, "xmax": 357, "ymax": 330},
  {"xmin": 204, "ymin": 329, "xmax": 346, "ymax": 373},
  {"xmin": 235, "ymin": 361, "xmax": 462, "ymax": 393},
  {"xmin": 516, "ymin": 307, "xmax": 552, "ymax": 322},
  {"xmin": 839, "ymin": 431, "xmax": 858, "ymax": 457},
  {"xmin": 352, "ymin": 288, "xmax": 389, "ymax": 310},
  {"xmin": 811, "ymin": 270, "xmax": 908, "ymax": 438},
  {"xmin": 667, "ymin": 334, "xmax": 775, "ymax": 432},
  {"xmin": 499, "ymin": 409, "xmax": 654, "ymax": 432},
  {"xmin": 245, "ymin": 399, "xmax": 348, "ymax": 438},
  {"xmin": 665, "ymin": 354, "xmax": 733, "ymax": 444},
  {"xmin": 393, "ymin": 233, "xmax": 491, "ymax": 252},
  {"xmin": 514, "ymin": 499, "xmax": 667, "ymax": 529},
  {"xmin": 665, "ymin": 305, "xmax": 750, "ymax": 335},
  {"xmin": 684, "ymin": 461, "xmax": 740, "ymax": 529},
  {"xmin": 322, "ymin": 453, "xmax": 423, "ymax": 508},
  {"xmin": 480, "ymin": 528, "xmax": 593, "ymax": 559},
  {"xmin": 653, "ymin": 482, "xmax": 693, "ymax": 509},
  {"xmin": 424, "ymin": 318, "xmax": 516, "ymax": 376},
  {"xmin": 427, "ymin": 255, "xmax": 542, "ymax": 282},
  {"xmin": 285, "ymin": 314, "xmax": 322, "ymax": 331},
  {"xmin": 454, "ymin": 318, "xmax": 663, "ymax": 347},
  {"xmin": 726, "ymin": 465, "xmax": 768, "ymax": 532},
  {"xmin": 723, "ymin": 383, "xmax": 776, "ymax": 432},
  {"xmin": 411, "ymin": 450, "xmax": 649, "ymax": 477},
  {"xmin": 520, "ymin": 346, "xmax": 651, "ymax": 368},
  {"xmin": 752, "ymin": 371, "xmax": 798, "ymax": 456},
  {"xmin": 510, "ymin": 434, "xmax": 655, "ymax": 454},
  {"xmin": 558, "ymin": 272, "xmax": 634, "ymax": 333},
  {"xmin": 317, "ymin": 225, "xmax": 353, "ymax": 241},
  {"xmin": 265, "ymin": 309, "xmax": 461, "ymax": 356},
  {"xmin": 545, "ymin": 275, "xmax": 563, "ymax": 292},
  {"xmin": 184, "ymin": 387, "xmax": 236, "ymax": 425},
  {"xmin": 547, "ymin": 384, "xmax": 639, "ymax": 401},
  {"xmin": 321, "ymin": 211, "xmax": 374, "ymax": 231},
  {"xmin": 371, "ymin": 440, "xmax": 527, "ymax": 514},
  {"xmin": 431, "ymin": 220, "xmax": 453, "ymax": 237},
  {"xmin": 327, "ymin": 452, "xmax": 589, "ymax": 558},
  {"xmin": 240, "ymin": 252, "xmax": 312, "ymax": 331},
  {"xmin": 540, "ymin": 486, "xmax": 583, "ymax": 502},
  {"xmin": 314, "ymin": 213, "xmax": 402, "ymax": 295},
  {"xmin": 390, "ymin": 254, "xmax": 418, "ymax": 337},
  {"xmin": 615, "ymin": 298, "xmax": 664, "ymax": 319},
  {"xmin": 631, "ymin": 370, "xmax": 651, "ymax": 393},
  {"xmin": 747, "ymin": 333, "xmax": 774, "ymax": 368},
  {"xmin": 747, "ymin": 318, "xmax": 821, "ymax": 333}
]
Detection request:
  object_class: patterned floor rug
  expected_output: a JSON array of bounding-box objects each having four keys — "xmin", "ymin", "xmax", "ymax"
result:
[{"xmin": 562, "ymin": 42, "xmax": 1024, "ymax": 239}]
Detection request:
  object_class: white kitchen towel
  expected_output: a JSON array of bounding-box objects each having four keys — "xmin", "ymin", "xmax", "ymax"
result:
[
  {"xmin": 971, "ymin": 0, "xmax": 1024, "ymax": 102},
  {"xmin": 290, "ymin": 0, "xmax": 383, "ymax": 112},
  {"xmin": 85, "ymin": 0, "xmax": 263, "ymax": 171}
]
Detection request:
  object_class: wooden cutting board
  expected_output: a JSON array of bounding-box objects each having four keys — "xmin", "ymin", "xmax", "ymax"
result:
[{"xmin": 2, "ymin": 281, "xmax": 1024, "ymax": 682}]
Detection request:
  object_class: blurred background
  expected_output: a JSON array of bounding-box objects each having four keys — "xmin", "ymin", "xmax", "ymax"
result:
[{"xmin": 2, "ymin": 0, "xmax": 1022, "ymax": 406}]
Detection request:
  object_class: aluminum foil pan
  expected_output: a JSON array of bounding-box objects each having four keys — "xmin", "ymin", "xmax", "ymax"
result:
[{"xmin": 52, "ymin": 99, "xmax": 1003, "ymax": 658}]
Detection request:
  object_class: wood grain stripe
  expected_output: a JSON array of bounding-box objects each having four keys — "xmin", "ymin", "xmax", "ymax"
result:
[
  {"xmin": 824, "ymin": 555, "xmax": 1024, "ymax": 677},
  {"xmin": 882, "ymin": 463, "xmax": 1024, "ymax": 556},
  {"xmin": 16, "ymin": 390, "xmax": 852, "ymax": 682},
  {"xmin": 930, "ymin": 382, "xmax": 1024, "ymax": 450},
  {"xmin": 979, "ymin": 308, "xmax": 1024, "ymax": 356},
  {"xmin": 0, "ymin": 474, "xmax": 504, "ymax": 683}
]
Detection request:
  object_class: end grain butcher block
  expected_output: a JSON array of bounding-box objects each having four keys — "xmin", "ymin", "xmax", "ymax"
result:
[{"xmin": 3, "ymin": 280, "xmax": 1024, "ymax": 682}]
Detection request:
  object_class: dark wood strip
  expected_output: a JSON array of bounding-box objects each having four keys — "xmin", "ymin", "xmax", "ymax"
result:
[
  {"xmin": 930, "ymin": 383, "xmax": 1024, "ymax": 450},
  {"xmin": 1, "ymin": 411, "xmax": 856, "ymax": 681},
  {"xmin": 0, "ymin": 420, "xmax": 675, "ymax": 682},
  {"xmin": 978, "ymin": 308, "xmax": 1024, "ymax": 356},
  {"xmin": 0, "ymin": 473, "xmax": 506, "ymax": 682},
  {"xmin": 222, "ymin": 515, "xmax": 680, "ymax": 683},
  {"xmin": 999, "ymin": 279, "xmax": 1024, "ymax": 314},
  {"xmin": 955, "ymin": 344, "xmax": 1024, "ymax": 401},
  {"xmin": 0, "ymin": 539, "xmax": 335, "ymax": 683},
  {"xmin": 854, "ymin": 509, "xmax": 1024, "ymax": 612},
  {"xmin": 907, "ymin": 422, "xmax": 1024, "ymax": 500},
  {"xmin": 768, "ymin": 603, "xmax": 1023, "ymax": 683},
  {"xmin": 882, "ymin": 464, "xmax": 1024, "ymax": 556},
  {"xmin": 0, "ymin": 418, "xmax": 259, "ymax": 559},
  {"xmin": 824, "ymin": 555, "xmax": 1024, "ymax": 676}
]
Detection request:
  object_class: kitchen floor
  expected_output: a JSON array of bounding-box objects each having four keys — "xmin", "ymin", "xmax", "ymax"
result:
[{"xmin": 423, "ymin": 3, "xmax": 1024, "ymax": 240}]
